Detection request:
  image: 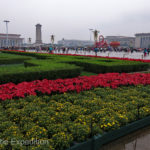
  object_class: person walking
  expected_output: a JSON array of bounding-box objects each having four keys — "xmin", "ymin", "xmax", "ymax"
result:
[
  {"xmin": 94, "ymin": 47, "xmax": 98, "ymax": 56},
  {"xmin": 49, "ymin": 46, "xmax": 53, "ymax": 53},
  {"xmin": 75, "ymin": 47, "xmax": 78, "ymax": 54},
  {"xmin": 144, "ymin": 48, "xmax": 148, "ymax": 57},
  {"xmin": 148, "ymin": 48, "xmax": 150, "ymax": 55},
  {"xmin": 62, "ymin": 47, "xmax": 65, "ymax": 53}
]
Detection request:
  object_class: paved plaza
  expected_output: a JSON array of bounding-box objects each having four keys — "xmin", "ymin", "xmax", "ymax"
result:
[
  {"xmin": 26, "ymin": 49, "xmax": 150, "ymax": 60},
  {"xmin": 100, "ymin": 126, "xmax": 150, "ymax": 150}
]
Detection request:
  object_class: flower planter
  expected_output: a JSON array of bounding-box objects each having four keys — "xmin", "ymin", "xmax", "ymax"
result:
[{"xmin": 68, "ymin": 115, "xmax": 150, "ymax": 150}]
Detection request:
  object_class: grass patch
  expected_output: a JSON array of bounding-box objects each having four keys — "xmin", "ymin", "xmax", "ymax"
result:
[{"xmin": 80, "ymin": 71, "xmax": 97, "ymax": 76}]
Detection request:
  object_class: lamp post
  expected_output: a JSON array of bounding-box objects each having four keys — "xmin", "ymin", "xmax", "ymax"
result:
[
  {"xmin": 89, "ymin": 29, "xmax": 93, "ymax": 41},
  {"xmin": 93, "ymin": 30, "xmax": 100, "ymax": 43},
  {"xmin": 28, "ymin": 37, "xmax": 32, "ymax": 44},
  {"xmin": 4, "ymin": 20, "xmax": 10, "ymax": 48}
]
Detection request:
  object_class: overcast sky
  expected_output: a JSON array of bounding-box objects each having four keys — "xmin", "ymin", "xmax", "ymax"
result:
[{"xmin": 0, "ymin": 0, "xmax": 150, "ymax": 43}]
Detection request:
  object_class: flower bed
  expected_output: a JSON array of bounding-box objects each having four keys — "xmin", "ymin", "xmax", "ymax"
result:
[
  {"xmin": 0, "ymin": 50, "xmax": 150, "ymax": 149},
  {"xmin": 0, "ymin": 85, "xmax": 150, "ymax": 149},
  {"xmin": 1, "ymin": 73, "xmax": 150, "ymax": 101},
  {"xmin": 0, "ymin": 50, "xmax": 149, "ymax": 84}
]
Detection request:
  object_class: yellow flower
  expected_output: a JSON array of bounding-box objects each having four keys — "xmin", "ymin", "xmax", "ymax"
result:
[
  {"xmin": 107, "ymin": 123, "xmax": 111, "ymax": 126},
  {"xmin": 104, "ymin": 124, "xmax": 107, "ymax": 127},
  {"xmin": 83, "ymin": 122, "xmax": 86, "ymax": 125}
]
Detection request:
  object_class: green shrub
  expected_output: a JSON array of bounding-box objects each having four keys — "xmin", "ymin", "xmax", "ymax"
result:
[
  {"xmin": 0, "ymin": 50, "xmax": 149, "ymax": 84},
  {"xmin": 26, "ymin": 125, "xmax": 48, "ymax": 139},
  {"xmin": 67, "ymin": 123, "xmax": 90, "ymax": 142},
  {"xmin": 52, "ymin": 132, "xmax": 73, "ymax": 150}
]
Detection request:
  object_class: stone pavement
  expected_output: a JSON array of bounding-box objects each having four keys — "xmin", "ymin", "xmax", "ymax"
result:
[
  {"xmin": 100, "ymin": 126, "xmax": 150, "ymax": 150},
  {"xmin": 26, "ymin": 49, "xmax": 150, "ymax": 60}
]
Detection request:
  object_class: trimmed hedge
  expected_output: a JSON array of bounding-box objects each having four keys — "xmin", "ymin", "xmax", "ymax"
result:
[
  {"xmin": 0, "ymin": 50, "xmax": 149, "ymax": 84},
  {"xmin": 0, "ymin": 53, "xmax": 31, "ymax": 65},
  {"xmin": 65, "ymin": 58, "xmax": 149, "ymax": 73},
  {"xmin": 0, "ymin": 52, "xmax": 82, "ymax": 84},
  {"xmin": 0, "ymin": 63, "xmax": 82, "ymax": 84}
]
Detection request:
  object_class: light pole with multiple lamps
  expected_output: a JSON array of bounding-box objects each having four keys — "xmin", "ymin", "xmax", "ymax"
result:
[{"xmin": 4, "ymin": 20, "xmax": 10, "ymax": 48}]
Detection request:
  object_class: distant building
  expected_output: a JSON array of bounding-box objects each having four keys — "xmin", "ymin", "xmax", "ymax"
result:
[
  {"xmin": 105, "ymin": 36, "xmax": 135, "ymax": 48},
  {"xmin": 0, "ymin": 33, "xmax": 23, "ymax": 47},
  {"xmin": 135, "ymin": 33, "xmax": 150, "ymax": 48},
  {"xmin": 57, "ymin": 39, "xmax": 94, "ymax": 47}
]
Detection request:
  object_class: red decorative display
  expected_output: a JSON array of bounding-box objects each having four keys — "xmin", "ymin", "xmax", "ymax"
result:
[
  {"xmin": 110, "ymin": 41, "xmax": 120, "ymax": 48},
  {"xmin": 95, "ymin": 35, "xmax": 108, "ymax": 48}
]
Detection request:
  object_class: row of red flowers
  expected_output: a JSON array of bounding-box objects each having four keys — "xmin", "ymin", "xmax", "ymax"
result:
[{"xmin": 0, "ymin": 73, "xmax": 150, "ymax": 101}]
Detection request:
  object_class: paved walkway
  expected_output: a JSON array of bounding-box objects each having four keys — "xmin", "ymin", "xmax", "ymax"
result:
[
  {"xmin": 100, "ymin": 126, "xmax": 150, "ymax": 150},
  {"xmin": 26, "ymin": 49, "xmax": 150, "ymax": 60}
]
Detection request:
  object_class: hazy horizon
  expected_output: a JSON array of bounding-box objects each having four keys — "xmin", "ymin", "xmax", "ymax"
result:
[{"xmin": 0, "ymin": 0, "xmax": 150, "ymax": 43}]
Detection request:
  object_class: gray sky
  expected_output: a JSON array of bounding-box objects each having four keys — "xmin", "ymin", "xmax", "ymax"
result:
[{"xmin": 0, "ymin": 0, "xmax": 150, "ymax": 43}]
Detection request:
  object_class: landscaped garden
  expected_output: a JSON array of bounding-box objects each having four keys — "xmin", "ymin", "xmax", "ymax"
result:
[
  {"xmin": 0, "ymin": 50, "xmax": 150, "ymax": 150},
  {"xmin": 0, "ymin": 50, "xmax": 149, "ymax": 84}
]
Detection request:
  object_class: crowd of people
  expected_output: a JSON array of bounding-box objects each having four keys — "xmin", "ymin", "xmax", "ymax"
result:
[{"xmin": 1, "ymin": 46, "xmax": 150, "ymax": 57}]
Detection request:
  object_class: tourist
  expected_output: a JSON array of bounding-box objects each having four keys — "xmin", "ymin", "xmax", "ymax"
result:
[
  {"xmin": 36, "ymin": 46, "xmax": 39, "ymax": 52},
  {"xmin": 75, "ymin": 48, "xmax": 78, "ymax": 54},
  {"xmin": 148, "ymin": 48, "xmax": 150, "ymax": 55},
  {"xmin": 62, "ymin": 47, "xmax": 65, "ymax": 53},
  {"xmin": 94, "ymin": 47, "xmax": 98, "ymax": 56},
  {"xmin": 23, "ymin": 47, "xmax": 26, "ymax": 52},
  {"xmin": 49, "ymin": 46, "xmax": 53, "ymax": 53},
  {"xmin": 144, "ymin": 48, "xmax": 148, "ymax": 57}
]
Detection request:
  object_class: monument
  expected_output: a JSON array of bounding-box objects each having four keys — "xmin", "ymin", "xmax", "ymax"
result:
[{"xmin": 35, "ymin": 24, "xmax": 42, "ymax": 44}]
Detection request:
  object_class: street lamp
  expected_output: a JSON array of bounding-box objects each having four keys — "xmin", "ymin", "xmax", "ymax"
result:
[
  {"xmin": 93, "ymin": 29, "xmax": 100, "ymax": 43},
  {"xmin": 28, "ymin": 37, "xmax": 32, "ymax": 44},
  {"xmin": 4, "ymin": 20, "xmax": 10, "ymax": 48},
  {"xmin": 4, "ymin": 20, "xmax": 10, "ymax": 47},
  {"xmin": 51, "ymin": 35, "xmax": 55, "ymax": 46},
  {"xmin": 89, "ymin": 29, "xmax": 93, "ymax": 41}
]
